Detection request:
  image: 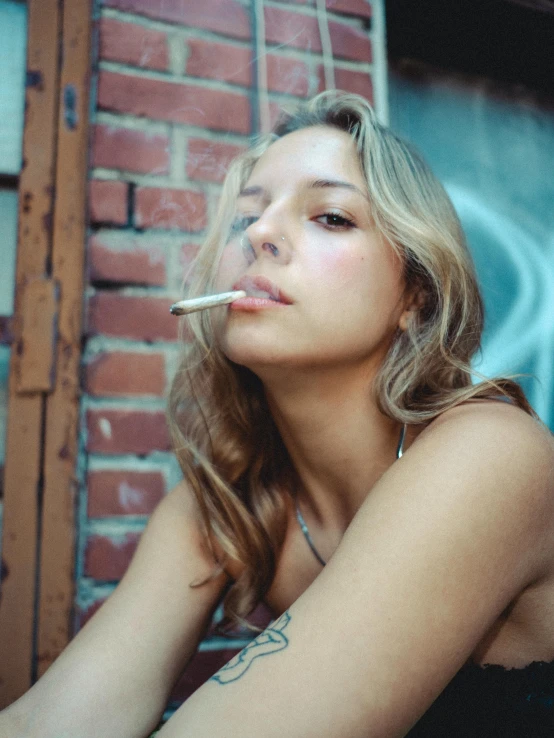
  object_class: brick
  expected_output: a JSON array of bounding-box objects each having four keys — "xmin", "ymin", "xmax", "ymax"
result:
[
  {"xmin": 88, "ymin": 293, "xmax": 180, "ymax": 342},
  {"xmin": 98, "ymin": 71, "xmax": 251, "ymax": 134},
  {"xmin": 264, "ymin": 7, "xmax": 321, "ymax": 53},
  {"xmin": 86, "ymin": 408, "xmax": 171, "ymax": 454},
  {"xmin": 135, "ymin": 187, "xmax": 207, "ymax": 231},
  {"xmin": 267, "ymin": 54, "xmax": 311, "ymax": 96},
  {"xmin": 180, "ymin": 243, "xmax": 200, "ymax": 269},
  {"xmin": 87, "ymin": 469, "xmax": 165, "ymax": 516},
  {"xmin": 170, "ymin": 648, "xmax": 242, "ymax": 702},
  {"xmin": 187, "ymin": 139, "xmax": 246, "ymax": 184},
  {"xmin": 268, "ymin": 100, "xmax": 284, "ymax": 130},
  {"xmin": 185, "ymin": 38, "xmax": 252, "ymax": 87},
  {"xmin": 329, "ymin": 19, "xmax": 372, "ymax": 62},
  {"xmin": 85, "ymin": 351, "xmax": 166, "ymax": 397},
  {"xmin": 89, "ymin": 180, "xmax": 128, "ymax": 225},
  {"xmin": 102, "ymin": 0, "xmax": 251, "ymax": 41},
  {"xmin": 326, "ymin": 0, "xmax": 372, "ymax": 19},
  {"xmin": 179, "ymin": 243, "xmax": 200, "ymax": 285},
  {"xmin": 99, "ymin": 17, "xmax": 169, "ymax": 71},
  {"xmin": 185, "ymin": 42, "xmax": 310, "ymax": 97},
  {"xmin": 264, "ymin": 7, "xmax": 371, "ymax": 62},
  {"xmin": 88, "ymin": 233, "xmax": 166, "ymax": 286},
  {"xmin": 84, "ymin": 532, "xmax": 141, "ymax": 580},
  {"xmin": 320, "ymin": 66, "xmax": 374, "ymax": 101},
  {"xmin": 92, "ymin": 123, "xmax": 170, "ymax": 175}
]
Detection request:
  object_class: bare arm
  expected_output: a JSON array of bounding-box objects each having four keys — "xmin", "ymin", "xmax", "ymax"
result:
[
  {"xmin": 158, "ymin": 403, "xmax": 554, "ymax": 738},
  {"xmin": 0, "ymin": 482, "xmax": 228, "ymax": 738}
]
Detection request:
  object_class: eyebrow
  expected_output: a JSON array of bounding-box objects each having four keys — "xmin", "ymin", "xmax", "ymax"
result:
[
  {"xmin": 238, "ymin": 178, "xmax": 369, "ymax": 201},
  {"xmin": 309, "ymin": 178, "xmax": 368, "ymax": 200},
  {"xmin": 238, "ymin": 185, "xmax": 267, "ymax": 199}
]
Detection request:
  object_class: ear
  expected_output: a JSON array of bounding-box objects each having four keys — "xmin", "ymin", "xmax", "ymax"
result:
[{"xmin": 398, "ymin": 289, "xmax": 425, "ymax": 332}]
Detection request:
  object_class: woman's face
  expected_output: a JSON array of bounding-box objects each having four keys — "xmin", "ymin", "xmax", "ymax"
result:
[{"xmin": 214, "ymin": 125, "xmax": 409, "ymax": 376}]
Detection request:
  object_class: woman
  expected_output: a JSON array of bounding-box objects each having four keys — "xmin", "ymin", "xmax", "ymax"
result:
[{"xmin": 2, "ymin": 92, "xmax": 553, "ymax": 737}]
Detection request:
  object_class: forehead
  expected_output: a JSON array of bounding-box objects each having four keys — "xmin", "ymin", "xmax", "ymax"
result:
[{"xmin": 246, "ymin": 126, "xmax": 365, "ymax": 190}]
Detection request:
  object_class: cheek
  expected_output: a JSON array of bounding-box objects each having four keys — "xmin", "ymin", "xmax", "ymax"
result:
[
  {"xmin": 306, "ymin": 247, "xmax": 399, "ymax": 299},
  {"xmin": 304, "ymin": 244, "xmax": 404, "ymax": 327},
  {"xmin": 304, "ymin": 248, "xmax": 364, "ymax": 293}
]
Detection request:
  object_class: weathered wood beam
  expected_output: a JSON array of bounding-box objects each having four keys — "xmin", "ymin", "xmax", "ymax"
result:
[
  {"xmin": 0, "ymin": 0, "xmax": 62, "ymax": 708},
  {"xmin": 37, "ymin": 0, "xmax": 93, "ymax": 679}
]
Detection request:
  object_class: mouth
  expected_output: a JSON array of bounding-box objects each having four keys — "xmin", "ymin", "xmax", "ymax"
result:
[{"xmin": 232, "ymin": 275, "xmax": 292, "ymax": 304}]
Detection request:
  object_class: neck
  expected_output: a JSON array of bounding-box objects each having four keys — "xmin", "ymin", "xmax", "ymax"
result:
[{"xmin": 261, "ymin": 363, "xmax": 404, "ymax": 531}]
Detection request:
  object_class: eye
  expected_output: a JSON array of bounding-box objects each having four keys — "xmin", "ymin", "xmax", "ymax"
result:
[{"xmin": 316, "ymin": 212, "xmax": 355, "ymax": 230}]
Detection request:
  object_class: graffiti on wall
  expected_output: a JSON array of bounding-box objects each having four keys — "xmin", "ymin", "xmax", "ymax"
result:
[{"xmin": 389, "ymin": 71, "xmax": 554, "ymax": 430}]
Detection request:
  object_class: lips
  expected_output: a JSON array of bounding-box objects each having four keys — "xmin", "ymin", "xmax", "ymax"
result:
[{"xmin": 232, "ymin": 275, "xmax": 292, "ymax": 304}]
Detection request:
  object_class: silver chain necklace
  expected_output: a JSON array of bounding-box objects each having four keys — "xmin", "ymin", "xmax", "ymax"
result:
[{"xmin": 295, "ymin": 423, "xmax": 407, "ymax": 567}]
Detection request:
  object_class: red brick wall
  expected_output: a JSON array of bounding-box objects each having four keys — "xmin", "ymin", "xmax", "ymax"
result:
[{"xmin": 81, "ymin": 0, "xmax": 382, "ymax": 713}]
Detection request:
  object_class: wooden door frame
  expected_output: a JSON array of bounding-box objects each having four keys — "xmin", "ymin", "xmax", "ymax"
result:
[{"xmin": 0, "ymin": 0, "xmax": 92, "ymax": 708}]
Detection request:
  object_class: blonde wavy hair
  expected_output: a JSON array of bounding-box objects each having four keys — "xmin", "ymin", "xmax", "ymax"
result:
[{"xmin": 169, "ymin": 91, "xmax": 535, "ymax": 629}]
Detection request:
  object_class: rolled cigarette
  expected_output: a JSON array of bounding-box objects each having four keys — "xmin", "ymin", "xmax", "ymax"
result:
[{"xmin": 169, "ymin": 290, "xmax": 247, "ymax": 316}]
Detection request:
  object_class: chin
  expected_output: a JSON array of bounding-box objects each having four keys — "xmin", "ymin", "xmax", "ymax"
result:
[
  {"xmin": 220, "ymin": 323, "xmax": 284, "ymax": 363},
  {"xmin": 222, "ymin": 342, "xmax": 287, "ymax": 370}
]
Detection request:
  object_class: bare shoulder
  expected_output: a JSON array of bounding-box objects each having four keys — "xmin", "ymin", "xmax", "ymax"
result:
[
  {"xmin": 146, "ymin": 479, "xmax": 202, "ymax": 549},
  {"xmin": 162, "ymin": 479, "xmax": 244, "ymax": 581},
  {"xmin": 423, "ymin": 397, "xmax": 552, "ymax": 443},
  {"xmin": 148, "ymin": 479, "xmax": 223, "ymax": 574},
  {"xmin": 412, "ymin": 399, "xmax": 553, "ymax": 492},
  {"xmin": 394, "ymin": 399, "xmax": 554, "ymax": 576},
  {"xmin": 160, "ymin": 477, "xmax": 203, "ymax": 518}
]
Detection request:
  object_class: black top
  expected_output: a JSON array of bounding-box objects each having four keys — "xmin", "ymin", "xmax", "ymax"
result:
[{"xmin": 407, "ymin": 660, "xmax": 554, "ymax": 737}]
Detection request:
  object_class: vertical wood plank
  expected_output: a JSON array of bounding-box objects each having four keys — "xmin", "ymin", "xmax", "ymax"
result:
[
  {"xmin": 16, "ymin": 278, "xmax": 59, "ymax": 394},
  {"xmin": 0, "ymin": 0, "xmax": 62, "ymax": 708},
  {"xmin": 0, "ymin": 397, "xmax": 42, "ymax": 706},
  {"xmin": 37, "ymin": 0, "xmax": 93, "ymax": 678}
]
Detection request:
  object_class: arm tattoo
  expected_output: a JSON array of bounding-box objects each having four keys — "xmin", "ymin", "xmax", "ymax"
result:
[{"xmin": 210, "ymin": 611, "xmax": 291, "ymax": 685}]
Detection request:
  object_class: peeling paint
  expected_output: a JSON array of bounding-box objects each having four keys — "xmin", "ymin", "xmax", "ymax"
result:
[
  {"xmin": 98, "ymin": 417, "xmax": 112, "ymax": 439},
  {"xmin": 26, "ymin": 69, "xmax": 44, "ymax": 90},
  {"xmin": 117, "ymin": 481, "xmax": 144, "ymax": 509},
  {"xmin": 58, "ymin": 444, "xmax": 71, "ymax": 460},
  {"xmin": 63, "ymin": 84, "xmax": 78, "ymax": 130}
]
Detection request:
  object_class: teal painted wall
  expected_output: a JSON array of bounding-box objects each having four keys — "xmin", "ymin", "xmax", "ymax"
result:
[{"xmin": 389, "ymin": 72, "xmax": 554, "ymax": 430}]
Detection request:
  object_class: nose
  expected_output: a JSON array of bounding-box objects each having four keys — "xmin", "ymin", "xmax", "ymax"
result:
[
  {"xmin": 242, "ymin": 212, "xmax": 291, "ymax": 265},
  {"xmin": 241, "ymin": 235, "xmax": 288, "ymax": 265}
]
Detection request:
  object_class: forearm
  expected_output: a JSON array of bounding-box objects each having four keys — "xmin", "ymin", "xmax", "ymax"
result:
[
  {"xmin": 0, "ymin": 641, "xmax": 168, "ymax": 738},
  {"xmin": 0, "ymin": 702, "xmax": 29, "ymax": 738},
  {"xmin": 0, "ymin": 699, "xmax": 162, "ymax": 738}
]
